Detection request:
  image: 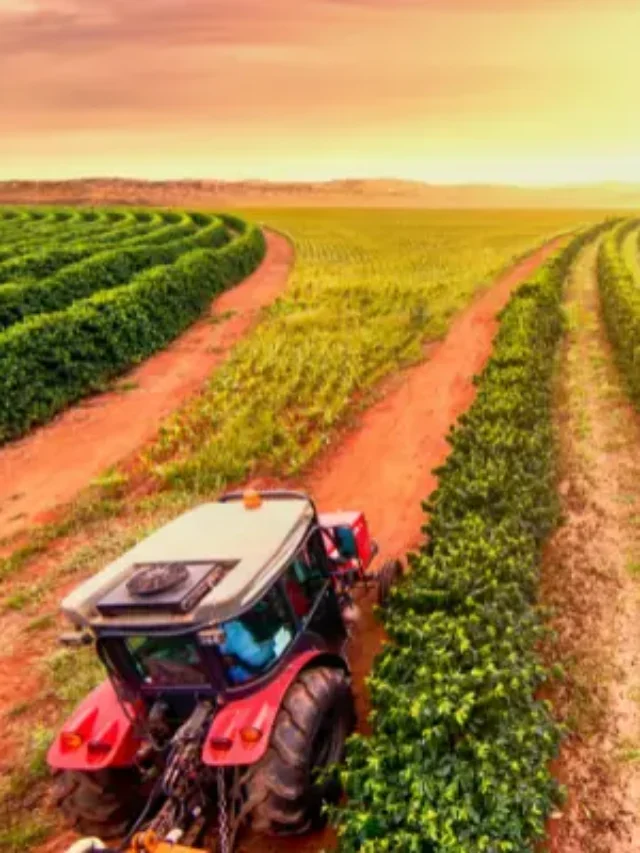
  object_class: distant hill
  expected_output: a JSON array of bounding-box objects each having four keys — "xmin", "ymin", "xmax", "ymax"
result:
[{"xmin": 1, "ymin": 177, "xmax": 639, "ymax": 209}]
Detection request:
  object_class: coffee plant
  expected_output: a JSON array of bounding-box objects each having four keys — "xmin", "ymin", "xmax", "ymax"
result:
[
  {"xmin": 0, "ymin": 214, "xmax": 265, "ymax": 442},
  {"xmin": 330, "ymin": 220, "xmax": 614, "ymax": 852},
  {"xmin": 597, "ymin": 219, "xmax": 640, "ymax": 408}
]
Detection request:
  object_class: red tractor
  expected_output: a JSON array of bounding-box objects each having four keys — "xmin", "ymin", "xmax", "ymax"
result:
[{"xmin": 48, "ymin": 490, "xmax": 401, "ymax": 853}]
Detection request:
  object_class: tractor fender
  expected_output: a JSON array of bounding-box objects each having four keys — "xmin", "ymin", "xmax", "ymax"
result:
[
  {"xmin": 203, "ymin": 650, "xmax": 349, "ymax": 767},
  {"xmin": 47, "ymin": 679, "xmax": 144, "ymax": 771}
]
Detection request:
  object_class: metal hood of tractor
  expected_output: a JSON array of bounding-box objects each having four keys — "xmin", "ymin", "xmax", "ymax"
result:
[{"xmin": 61, "ymin": 499, "xmax": 314, "ymax": 629}]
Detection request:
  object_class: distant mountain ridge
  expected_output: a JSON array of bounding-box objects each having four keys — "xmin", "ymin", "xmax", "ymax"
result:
[{"xmin": 1, "ymin": 177, "xmax": 639, "ymax": 208}]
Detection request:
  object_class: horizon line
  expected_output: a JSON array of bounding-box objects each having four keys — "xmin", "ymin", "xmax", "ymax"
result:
[{"xmin": 3, "ymin": 176, "xmax": 640, "ymax": 191}]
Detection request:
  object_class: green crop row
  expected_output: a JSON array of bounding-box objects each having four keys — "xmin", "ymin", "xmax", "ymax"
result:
[
  {"xmin": 111, "ymin": 213, "xmax": 198, "ymax": 249},
  {"xmin": 0, "ymin": 217, "xmax": 229, "ymax": 331},
  {"xmin": 0, "ymin": 211, "xmax": 209, "ymax": 284},
  {"xmin": 597, "ymin": 220, "xmax": 640, "ymax": 407},
  {"xmin": 0, "ymin": 207, "xmax": 87, "ymax": 243},
  {"xmin": 0, "ymin": 209, "xmax": 162, "ymax": 261},
  {"xmin": 0, "ymin": 207, "xmax": 131, "ymax": 264},
  {"xmin": 0, "ymin": 220, "xmax": 265, "ymax": 443},
  {"xmin": 331, "ymin": 221, "xmax": 613, "ymax": 853}
]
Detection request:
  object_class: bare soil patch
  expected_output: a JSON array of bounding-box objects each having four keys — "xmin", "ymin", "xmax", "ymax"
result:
[{"xmin": 541, "ymin": 241, "xmax": 640, "ymax": 853}]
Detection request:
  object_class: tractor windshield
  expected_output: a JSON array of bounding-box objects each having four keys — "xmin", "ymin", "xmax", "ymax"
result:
[{"xmin": 125, "ymin": 635, "xmax": 209, "ymax": 687}]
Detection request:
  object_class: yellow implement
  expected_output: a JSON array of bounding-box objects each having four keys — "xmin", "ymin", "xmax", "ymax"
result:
[
  {"xmin": 65, "ymin": 831, "xmax": 207, "ymax": 853},
  {"xmin": 129, "ymin": 831, "xmax": 207, "ymax": 853}
]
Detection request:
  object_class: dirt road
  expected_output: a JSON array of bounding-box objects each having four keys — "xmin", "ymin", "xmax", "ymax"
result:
[
  {"xmin": 541, "ymin": 240, "xmax": 640, "ymax": 853},
  {"xmin": 0, "ymin": 231, "xmax": 293, "ymax": 541}
]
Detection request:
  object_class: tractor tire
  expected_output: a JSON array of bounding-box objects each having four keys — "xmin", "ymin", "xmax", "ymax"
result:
[
  {"xmin": 52, "ymin": 768, "xmax": 144, "ymax": 840},
  {"xmin": 245, "ymin": 665, "xmax": 355, "ymax": 836},
  {"xmin": 377, "ymin": 558, "xmax": 403, "ymax": 608}
]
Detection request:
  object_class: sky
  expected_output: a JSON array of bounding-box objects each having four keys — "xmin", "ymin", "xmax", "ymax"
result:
[{"xmin": 1, "ymin": 0, "xmax": 639, "ymax": 184}]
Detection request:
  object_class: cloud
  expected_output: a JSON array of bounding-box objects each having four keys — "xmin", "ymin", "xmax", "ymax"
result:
[
  {"xmin": 322, "ymin": 0, "xmax": 614, "ymax": 7},
  {"xmin": 0, "ymin": 0, "xmax": 307, "ymax": 54},
  {"xmin": 1, "ymin": 0, "xmax": 639, "ymax": 179}
]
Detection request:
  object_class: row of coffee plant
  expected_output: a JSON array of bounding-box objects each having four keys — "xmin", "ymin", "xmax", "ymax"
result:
[
  {"xmin": 331, "ymin": 220, "xmax": 613, "ymax": 852},
  {"xmin": 597, "ymin": 219, "xmax": 640, "ymax": 407},
  {"xmin": 0, "ymin": 210, "xmax": 210, "ymax": 282},
  {"xmin": 0, "ymin": 216, "xmax": 228, "ymax": 330},
  {"xmin": 0, "ymin": 214, "xmax": 265, "ymax": 442}
]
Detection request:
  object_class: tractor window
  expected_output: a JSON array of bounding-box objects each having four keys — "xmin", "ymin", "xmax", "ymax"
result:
[
  {"xmin": 220, "ymin": 587, "xmax": 295, "ymax": 686},
  {"xmin": 287, "ymin": 530, "xmax": 329, "ymax": 608},
  {"xmin": 284, "ymin": 563, "xmax": 312, "ymax": 619},
  {"xmin": 126, "ymin": 635, "xmax": 209, "ymax": 687}
]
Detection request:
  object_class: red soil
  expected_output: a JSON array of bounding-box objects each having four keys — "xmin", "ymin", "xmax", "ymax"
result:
[
  {"xmin": 0, "ymin": 231, "xmax": 293, "ymax": 541},
  {"xmin": 29, "ymin": 236, "xmax": 561, "ymax": 853}
]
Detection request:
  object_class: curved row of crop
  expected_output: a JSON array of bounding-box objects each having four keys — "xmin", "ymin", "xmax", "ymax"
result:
[
  {"xmin": 0, "ymin": 210, "xmax": 213, "ymax": 285},
  {"xmin": 0, "ymin": 207, "xmax": 158, "ymax": 253},
  {"xmin": 80, "ymin": 210, "xmax": 170, "ymax": 249},
  {"xmin": 0, "ymin": 205, "xmax": 83, "ymax": 229},
  {"xmin": 0, "ymin": 219, "xmax": 265, "ymax": 442},
  {"xmin": 0, "ymin": 207, "xmax": 129, "ymax": 258},
  {"xmin": 330, "ymin": 221, "xmax": 614, "ymax": 853},
  {"xmin": 0, "ymin": 216, "xmax": 229, "ymax": 331},
  {"xmin": 597, "ymin": 220, "xmax": 640, "ymax": 407},
  {"xmin": 0, "ymin": 208, "xmax": 194, "ymax": 259},
  {"xmin": 0, "ymin": 208, "xmax": 164, "ymax": 261},
  {"xmin": 0, "ymin": 208, "xmax": 84, "ymax": 246}
]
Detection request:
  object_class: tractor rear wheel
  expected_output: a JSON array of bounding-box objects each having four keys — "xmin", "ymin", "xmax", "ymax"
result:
[
  {"xmin": 52, "ymin": 767, "xmax": 144, "ymax": 839},
  {"xmin": 377, "ymin": 558, "xmax": 403, "ymax": 607},
  {"xmin": 245, "ymin": 665, "xmax": 355, "ymax": 836}
]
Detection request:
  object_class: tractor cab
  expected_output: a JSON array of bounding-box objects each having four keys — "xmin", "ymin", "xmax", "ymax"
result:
[
  {"xmin": 50, "ymin": 490, "xmax": 399, "ymax": 853},
  {"xmin": 58, "ymin": 491, "xmax": 367, "ymax": 700}
]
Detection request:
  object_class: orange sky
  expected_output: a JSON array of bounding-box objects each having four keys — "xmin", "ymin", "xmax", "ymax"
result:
[{"xmin": 1, "ymin": 0, "xmax": 639, "ymax": 184}]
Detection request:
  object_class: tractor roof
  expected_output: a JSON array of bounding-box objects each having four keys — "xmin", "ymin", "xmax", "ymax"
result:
[{"xmin": 61, "ymin": 496, "xmax": 315, "ymax": 630}]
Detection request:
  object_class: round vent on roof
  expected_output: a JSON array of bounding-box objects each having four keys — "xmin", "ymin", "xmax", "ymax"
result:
[{"xmin": 127, "ymin": 562, "xmax": 189, "ymax": 597}]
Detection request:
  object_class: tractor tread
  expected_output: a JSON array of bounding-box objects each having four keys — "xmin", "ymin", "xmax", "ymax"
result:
[
  {"xmin": 244, "ymin": 665, "xmax": 355, "ymax": 837},
  {"xmin": 52, "ymin": 768, "xmax": 144, "ymax": 840}
]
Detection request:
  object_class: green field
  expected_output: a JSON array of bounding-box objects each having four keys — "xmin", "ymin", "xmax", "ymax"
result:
[
  {"xmin": 0, "ymin": 206, "xmax": 265, "ymax": 442},
  {"xmin": 0, "ymin": 206, "xmax": 623, "ymax": 853},
  {"xmin": 148, "ymin": 208, "xmax": 606, "ymax": 490},
  {"xmin": 0, "ymin": 207, "xmax": 607, "ymax": 455}
]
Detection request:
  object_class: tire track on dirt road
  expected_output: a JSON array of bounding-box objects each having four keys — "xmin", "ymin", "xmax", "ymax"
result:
[
  {"xmin": 0, "ymin": 231, "xmax": 293, "ymax": 541},
  {"xmin": 541, "ymin": 240, "xmax": 640, "ymax": 853}
]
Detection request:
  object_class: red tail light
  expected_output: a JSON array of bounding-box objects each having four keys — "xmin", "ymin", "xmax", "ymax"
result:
[
  {"xmin": 87, "ymin": 740, "xmax": 112, "ymax": 756},
  {"xmin": 60, "ymin": 732, "xmax": 84, "ymax": 751},
  {"xmin": 209, "ymin": 736, "xmax": 233, "ymax": 751},
  {"xmin": 239, "ymin": 726, "xmax": 263, "ymax": 745}
]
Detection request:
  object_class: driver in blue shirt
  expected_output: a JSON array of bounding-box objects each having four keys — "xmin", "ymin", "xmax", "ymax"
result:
[
  {"xmin": 220, "ymin": 618, "xmax": 276, "ymax": 684},
  {"xmin": 220, "ymin": 616, "xmax": 295, "ymax": 684}
]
